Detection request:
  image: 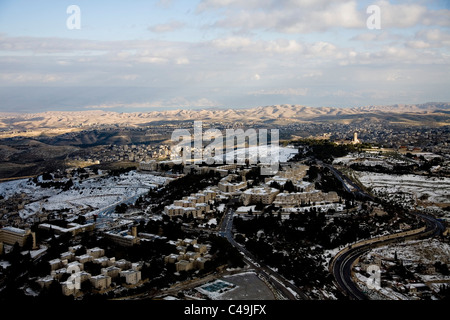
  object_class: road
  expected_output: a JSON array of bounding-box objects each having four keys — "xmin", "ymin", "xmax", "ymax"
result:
[
  {"xmin": 331, "ymin": 212, "xmax": 444, "ymax": 299},
  {"xmin": 328, "ymin": 162, "xmax": 446, "ymax": 299},
  {"xmin": 218, "ymin": 208, "xmax": 308, "ymax": 300},
  {"xmin": 323, "ymin": 161, "xmax": 446, "ymax": 299},
  {"xmin": 322, "ymin": 162, "xmax": 374, "ymax": 200}
]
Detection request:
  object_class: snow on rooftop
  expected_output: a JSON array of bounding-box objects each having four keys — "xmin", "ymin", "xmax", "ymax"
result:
[{"xmin": 1, "ymin": 226, "xmax": 27, "ymax": 234}]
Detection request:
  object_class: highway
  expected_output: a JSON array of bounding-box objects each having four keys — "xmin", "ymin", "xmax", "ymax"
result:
[
  {"xmin": 218, "ymin": 208, "xmax": 308, "ymax": 300},
  {"xmin": 322, "ymin": 162, "xmax": 374, "ymax": 200},
  {"xmin": 327, "ymin": 162, "xmax": 446, "ymax": 299},
  {"xmin": 331, "ymin": 212, "xmax": 445, "ymax": 299}
]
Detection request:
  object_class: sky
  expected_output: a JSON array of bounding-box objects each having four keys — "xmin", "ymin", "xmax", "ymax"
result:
[{"xmin": 0, "ymin": 0, "xmax": 449, "ymax": 113}]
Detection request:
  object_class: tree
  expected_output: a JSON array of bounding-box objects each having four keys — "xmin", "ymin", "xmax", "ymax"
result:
[
  {"xmin": 42, "ymin": 172, "xmax": 52, "ymax": 181},
  {"xmin": 115, "ymin": 203, "xmax": 128, "ymax": 214},
  {"xmin": 284, "ymin": 180, "xmax": 296, "ymax": 192}
]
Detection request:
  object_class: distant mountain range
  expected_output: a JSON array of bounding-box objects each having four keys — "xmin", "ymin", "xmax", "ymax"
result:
[
  {"xmin": 0, "ymin": 102, "xmax": 449, "ymax": 133},
  {"xmin": 0, "ymin": 102, "xmax": 448, "ymax": 179}
]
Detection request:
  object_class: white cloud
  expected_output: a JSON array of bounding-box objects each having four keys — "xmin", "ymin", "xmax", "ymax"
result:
[
  {"xmin": 83, "ymin": 97, "xmax": 220, "ymax": 110},
  {"xmin": 176, "ymin": 57, "xmax": 190, "ymax": 65},
  {"xmin": 373, "ymin": 0, "xmax": 450, "ymax": 28},
  {"xmin": 136, "ymin": 56, "xmax": 169, "ymax": 64},
  {"xmin": 406, "ymin": 40, "xmax": 431, "ymax": 49},
  {"xmin": 148, "ymin": 21, "xmax": 186, "ymax": 33},
  {"xmin": 0, "ymin": 73, "xmax": 62, "ymax": 83},
  {"xmin": 144, "ymin": 97, "xmax": 220, "ymax": 109},
  {"xmin": 199, "ymin": 0, "xmax": 366, "ymax": 33},
  {"xmin": 249, "ymin": 88, "xmax": 309, "ymax": 96}
]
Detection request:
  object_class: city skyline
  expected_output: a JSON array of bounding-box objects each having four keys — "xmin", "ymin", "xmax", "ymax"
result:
[{"xmin": 0, "ymin": 0, "xmax": 449, "ymax": 112}]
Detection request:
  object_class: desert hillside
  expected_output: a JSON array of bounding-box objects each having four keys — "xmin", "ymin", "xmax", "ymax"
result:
[{"xmin": 0, "ymin": 103, "xmax": 449, "ymax": 135}]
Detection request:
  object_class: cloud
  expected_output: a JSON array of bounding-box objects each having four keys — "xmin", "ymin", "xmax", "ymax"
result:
[
  {"xmin": 411, "ymin": 28, "xmax": 450, "ymax": 48},
  {"xmin": 136, "ymin": 56, "xmax": 169, "ymax": 64},
  {"xmin": 157, "ymin": 0, "xmax": 174, "ymax": 8},
  {"xmin": 198, "ymin": 0, "xmax": 450, "ymax": 33},
  {"xmin": 148, "ymin": 21, "xmax": 186, "ymax": 33},
  {"xmin": 82, "ymin": 97, "xmax": 221, "ymax": 110},
  {"xmin": 141, "ymin": 97, "xmax": 221, "ymax": 109},
  {"xmin": 175, "ymin": 57, "xmax": 190, "ymax": 65},
  {"xmin": 0, "ymin": 73, "xmax": 62, "ymax": 83},
  {"xmin": 249, "ymin": 88, "xmax": 309, "ymax": 96},
  {"xmin": 198, "ymin": 0, "xmax": 366, "ymax": 33},
  {"xmin": 372, "ymin": 0, "xmax": 450, "ymax": 28}
]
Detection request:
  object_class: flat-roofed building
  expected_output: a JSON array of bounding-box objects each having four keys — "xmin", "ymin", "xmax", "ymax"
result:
[
  {"xmin": 38, "ymin": 222, "xmax": 95, "ymax": 236},
  {"xmin": 273, "ymin": 190, "xmax": 339, "ymax": 207},
  {"xmin": 120, "ymin": 269, "xmax": 141, "ymax": 285},
  {"xmin": 87, "ymin": 247, "xmax": 105, "ymax": 259},
  {"xmin": 195, "ymin": 257, "xmax": 209, "ymax": 270},
  {"xmin": 164, "ymin": 253, "xmax": 180, "ymax": 264},
  {"xmin": 60, "ymin": 251, "xmax": 75, "ymax": 262},
  {"xmin": 0, "ymin": 226, "xmax": 33, "ymax": 247},
  {"xmin": 49, "ymin": 258, "xmax": 63, "ymax": 271},
  {"xmin": 115, "ymin": 259, "xmax": 132, "ymax": 270},
  {"xmin": 175, "ymin": 259, "xmax": 194, "ymax": 272},
  {"xmin": 90, "ymin": 274, "xmax": 111, "ymax": 291},
  {"xmin": 240, "ymin": 187, "xmax": 279, "ymax": 206},
  {"xmin": 36, "ymin": 275, "xmax": 54, "ymax": 289},
  {"xmin": 76, "ymin": 254, "xmax": 93, "ymax": 264},
  {"xmin": 104, "ymin": 231, "xmax": 139, "ymax": 247},
  {"xmin": 218, "ymin": 175, "xmax": 247, "ymax": 193},
  {"xmin": 101, "ymin": 266, "xmax": 121, "ymax": 278},
  {"xmin": 61, "ymin": 271, "xmax": 91, "ymax": 296},
  {"xmin": 93, "ymin": 256, "xmax": 111, "ymax": 267}
]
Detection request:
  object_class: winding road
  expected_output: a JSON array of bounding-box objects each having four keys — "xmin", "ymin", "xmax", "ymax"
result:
[{"xmin": 328, "ymin": 164, "xmax": 446, "ymax": 300}]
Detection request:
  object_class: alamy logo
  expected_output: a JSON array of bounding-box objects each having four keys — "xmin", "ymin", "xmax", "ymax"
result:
[
  {"xmin": 66, "ymin": 264, "xmax": 81, "ymax": 291},
  {"xmin": 66, "ymin": 5, "xmax": 81, "ymax": 30},
  {"xmin": 366, "ymin": 264, "xmax": 382, "ymax": 290},
  {"xmin": 366, "ymin": 5, "xmax": 381, "ymax": 30},
  {"xmin": 171, "ymin": 121, "xmax": 280, "ymax": 175}
]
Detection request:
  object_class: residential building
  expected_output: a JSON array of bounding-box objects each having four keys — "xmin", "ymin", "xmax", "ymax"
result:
[
  {"xmin": 90, "ymin": 274, "xmax": 112, "ymax": 291},
  {"xmin": 0, "ymin": 226, "xmax": 34, "ymax": 247},
  {"xmin": 120, "ymin": 269, "xmax": 141, "ymax": 285},
  {"xmin": 240, "ymin": 187, "xmax": 280, "ymax": 206},
  {"xmin": 218, "ymin": 174, "xmax": 247, "ymax": 193}
]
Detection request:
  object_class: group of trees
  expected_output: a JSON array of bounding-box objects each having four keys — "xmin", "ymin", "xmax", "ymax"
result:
[
  {"xmin": 232, "ymin": 203, "xmax": 405, "ymax": 289},
  {"xmin": 141, "ymin": 171, "xmax": 222, "ymax": 214},
  {"xmin": 290, "ymin": 139, "xmax": 357, "ymax": 163},
  {"xmin": 269, "ymin": 180, "xmax": 296, "ymax": 193},
  {"xmin": 32, "ymin": 177, "xmax": 74, "ymax": 191},
  {"xmin": 115, "ymin": 203, "xmax": 129, "ymax": 214}
]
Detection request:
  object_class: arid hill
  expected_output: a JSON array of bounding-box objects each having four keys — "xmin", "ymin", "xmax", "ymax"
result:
[{"xmin": 0, "ymin": 102, "xmax": 449, "ymax": 136}]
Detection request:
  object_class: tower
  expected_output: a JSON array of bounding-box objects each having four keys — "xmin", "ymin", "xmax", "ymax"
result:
[
  {"xmin": 31, "ymin": 232, "xmax": 38, "ymax": 250},
  {"xmin": 353, "ymin": 132, "xmax": 360, "ymax": 144}
]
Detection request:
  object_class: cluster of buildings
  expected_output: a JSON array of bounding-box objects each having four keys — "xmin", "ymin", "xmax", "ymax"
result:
[
  {"xmin": 240, "ymin": 187, "xmax": 280, "ymax": 206},
  {"xmin": 38, "ymin": 222, "xmax": 95, "ymax": 237},
  {"xmin": 164, "ymin": 238, "xmax": 211, "ymax": 272},
  {"xmin": 71, "ymin": 143, "xmax": 171, "ymax": 165},
  {"xmin": 273, "ymin": 190, "xmax": 339, "ymax": 208},
  {"xmin": 0, "ymin": 226, "xmax": 37, "ymax": 253},
  {"xmin": 0, "ymin": 193, "xmax": 27, "ymax": 228},
  {"xmin": 163, "ymin": 189, "xmax": 217, "ymax": 218},
  {"xmin": 356, "ymin": 247, "xmax": 450, "ymax": 300},
  {"xmin": 37, "ymin": 246, "xmax": 143, "ymax": 296},
  {"xmin": 104, "ymin": 225, "xmax": 140, "ymax": 247},
  {"xmin": 218, "ymin": 174, "xmax": 247, "ymax": 194},
  {"xmin": 162, "ymin": 161, "xmax": 343, "ymax": 219}
]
